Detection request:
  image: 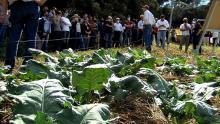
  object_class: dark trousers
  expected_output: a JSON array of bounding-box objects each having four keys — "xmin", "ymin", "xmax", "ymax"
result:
[
  {"xmin": 76, "ymin": 32, "xmax": 84, "ymax": 50},
  {"xmin": 192, "ymin": 35, "xmax": 202, "ymax": 53},
  {"xmin": 90, "ymin": 32, "xmax": 97, "ymax": 49},
  {"xmin": 137, "ymin": 29, "xmax": 143, "ymax": 45},
  {"xmin": 0, "ymin": 24, "xmax": 6, "ymax": 44},
  {"xmin": 5, "ymin": 1, "xmax": 39, "ymax": 68},
  {"xmin": 113, "ymin": 31, "xmax": 122, "ymax": 47},
  {"xmin": 63, "ymin": 31, "xmax": 70, "ymax": 49},
  {"xmin": 53, "ymin": 31, "xmax": 64, "ymax": 51},
  {"xmin": 105, "ymin": 33, "xmax": 112, "ymax": 48}
]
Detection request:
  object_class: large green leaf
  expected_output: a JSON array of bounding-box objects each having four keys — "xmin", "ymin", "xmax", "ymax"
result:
[
  {"xmin": 28, "ymin": 48, "xmax": 58, "ymax": 63},
  {"xmin": 173, "ymin": 100, "xmax": 220, "ymax": 123},
  {"xmin": 118, "ymin": 58, "xmax": 156, "ymax": 77},
  {"xmin": 55, "ymin": 104, "xmax": 110, "ymax": 124},
  {"xmin": 136, "ymin": 68, "xmax": 170, "ymax": 97},
  {"xmin": 9, "ymin": 79, "xmax": 110, "ymax": 124},
  {"xmin": 116, "ymin": 52, "xmax": 135, "ymax": 65},
  {"xmin": 72, "ymin": 64, "xmax": 112, "ymax": 95},
  {"xmin": 106, "ymin": 75, "xmax": 145, "ymax": 101},
  {"xmin": 192, "ymin": 82, "xmax": 220, "ymax": 101},
  {"xmin": 19, "ymin": 60, "xmax": 72, "ymax": 87}
]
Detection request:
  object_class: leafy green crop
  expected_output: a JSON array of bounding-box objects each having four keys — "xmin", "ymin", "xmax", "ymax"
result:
[
  {"xmin": 9, "ymin": 79, "xmax": 110, "ymax": 124},
  {"xmin": 106, "ymin": 75, "xmax": 145, "ymax": 102},
  {"xmin": 72, "ymin": 64, "xmax": 112, "ymax": 103}
]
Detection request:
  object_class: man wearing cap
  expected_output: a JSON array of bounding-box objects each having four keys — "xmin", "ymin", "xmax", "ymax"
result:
[
  {"xmin": 113, "ymin": 17, "xmax": 123, "ymax": 47},
  {"xmin": 156, "ymin": 15, "xmax": 169, "ymax": 49},
  {"xmin": 180, "ymin": 17, "xmax": 191, "ymax": 53},
  {"xmin": 2, "ymin": 0, "xmax": 47, "ymax": 70},
  {"xmin": 142, "ymin": 4, "xmax": 155, "ymax": 52}
]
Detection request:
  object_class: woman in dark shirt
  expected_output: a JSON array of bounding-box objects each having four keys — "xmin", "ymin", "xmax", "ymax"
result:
[
  {"xmin": 104, "ymin": 16, "xmax": 113, "ymax": 48},
  {"xmin": 192, "ymin": 20, "xmax": 202, "ymax": 53},
  {"xmin": 82, "ymin": 20, "xmax": 91, "ymax": 50}
]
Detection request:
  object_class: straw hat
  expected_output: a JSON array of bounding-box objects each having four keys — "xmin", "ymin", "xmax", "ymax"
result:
[
  {"xmin": 140, "ymin": 15, "xmax": 144, "ymax": 18},
  {"xmin": 73, "ymin": 14, "xmax": 79, "ymax": 18}
]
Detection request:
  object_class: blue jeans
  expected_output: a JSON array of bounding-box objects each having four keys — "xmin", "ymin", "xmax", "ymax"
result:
[
  {"xmin": 5, "ymin": 1, "xmax": 39, "ymax": 68},
  {"xmin": 143, "ymin": 24, "xmax": 152, "ymax": 50},
  {"xmin": 105, "ymin": 33, "xmax": 112, "ymax": 48},
  {"xmin": 76, "ymin": 32, "xmax": 84, "ymax": 50},
  {"xmin": 0, "ymin": 24, "xmax": 6, "ymax": 44},
  {"xmin": 157, "ymin": 30, "xmax": 167, "ymax": 49}
]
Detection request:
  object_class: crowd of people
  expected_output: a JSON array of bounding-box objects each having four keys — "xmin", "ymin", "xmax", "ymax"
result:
[{"xmin": 0, "ymin": 1, "xmax": 219, "ymax": 70}]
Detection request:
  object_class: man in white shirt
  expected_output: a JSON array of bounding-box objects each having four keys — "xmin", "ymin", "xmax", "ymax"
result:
[
  {"xmin": 143, "ymin": 4, "xmax": 155, "ymax": 52},
  {"xmin": 2, "ymin": 0, "xmax": 47, "ymax": 70},
  {"xmin": 113, "ymin": 17, "xmax": 123, "ymax": 47},
  {"xmin": 137, "ymin": 15, "xmax": 144, "ymax": 46},
  {"xmin": 180, "ymin": 17, "xmax": 191, "ymax": 53},
  {"xmin": 156, "ymin": 15, "xmax": 169, "ymax": 49},
  {"xmin": 61, "ymin": 14, "xmax": 72, "ymax": 49}
]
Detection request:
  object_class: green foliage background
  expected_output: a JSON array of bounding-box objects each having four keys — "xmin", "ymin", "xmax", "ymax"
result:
[{"xmin": 47, "ymin": 0, "xmax": 210, "ymax": 27}]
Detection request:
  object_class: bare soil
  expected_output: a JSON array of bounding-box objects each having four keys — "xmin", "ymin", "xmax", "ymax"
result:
[
  {"xmin": 109, "ymin": 93, "xmax": 168, "ymax": 124},
  {"xmin": 0, "ymin": 97, "xmax": 14, "ymax": 124}
]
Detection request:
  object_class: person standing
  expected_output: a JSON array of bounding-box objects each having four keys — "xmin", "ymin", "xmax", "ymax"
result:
[
  {"xmin": 156, "ymin": 15, "xmax": 169, "ymax": 49},
  {"xmin": 74, "ymin": 14, "xmax": 84, "ymax": 50},
  {"xmin": 61, "ymin": 12, "xmax": 72, "ymax": 49},
  {"xmin": 2, "ymin": 0, "xmax": 46, "ymax": 70},
  {"xmin": 113, "ymin": 17, "xmax": 123, "ymax": 47},
  {"xmin": 192, "ymin": 19, "xmax": 202, "ymax": 53},
  {"xmin": 137, "ymin": 15, "xmax": 144, "ymax": 46},
  {"xmin": 104, "ymin": 16, "xmax": 113, "ymax": 48},
  {"xmin": 37, "ymin": 10, "xmax": 52, "ymax": 53},
  {"xmin": 88, "ymin": 16, "xmax": 98, "ymax": 49},
  {"xmin": 97, "ymin": 17, "xmax": 105, "ymax": 48},
  {"xmin": 124, "ymin": 16, "xmax": 134, "ymax": 46},
  {"xmin": 179, "ymin": 17, "xmax": 191, "ymax": 53},
  {"xmin": 82, "ymin": 19, "xmax": 91, "ymax": 50},
  {"xmin": 142, "ymin": 4, "xmax": 155, "ymax": 52},
  {"xmin": 52, "ymin": 10, "xmax": 63, "ymax": 51}
]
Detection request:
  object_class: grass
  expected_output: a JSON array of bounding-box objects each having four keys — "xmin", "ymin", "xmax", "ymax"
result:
[{"xmin": 0, "ymin": 43, "xmax": 220, "ymax": 68}]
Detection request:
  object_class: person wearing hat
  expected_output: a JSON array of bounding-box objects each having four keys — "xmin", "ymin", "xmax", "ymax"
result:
[
  {"xmin": 180, "ymin": 17, "xmax": 191, "ymax": 53},
  {"xmin": 113, "ymin": 17, "xmax": 123, "ymax": 47},
  {"xmin": 142, "ymin": 4, "xmax": 155, "ymax": 52},
  {"xmin": 69, "ymin": 14, "xmax": 82, "ymax": 50},
  {"xmin": 2, "ymin": 0, "xmax": 47, "ymax": 70},
  {"xmin": 156, "ymin": 14, "xmax": 169, "ymax": 49},
  {"xmin": 104, "ymin": 16, "xmax": 113, "ymax": 48}
]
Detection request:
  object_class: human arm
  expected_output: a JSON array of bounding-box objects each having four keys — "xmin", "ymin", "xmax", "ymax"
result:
[
  {"xmin": 34, "ymin": 0, "xmax": 47, "ymax": 6},
  {"xmin": 166, "ymin": 20, "xmax": 170, "ymax": 29},
  {"xmin": 2, "ymin": 0, "xmax": 8, "ymax": 14}
]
